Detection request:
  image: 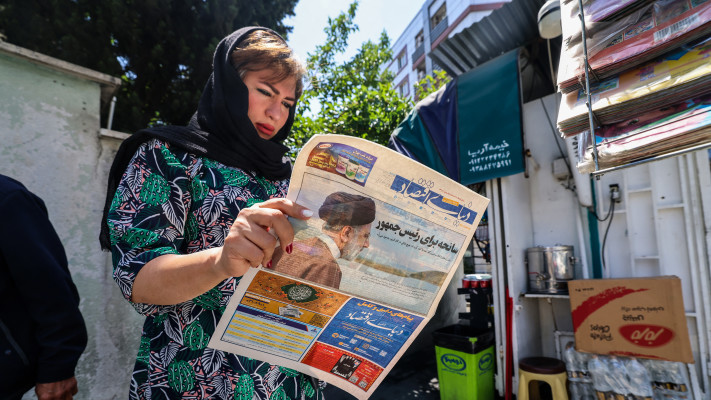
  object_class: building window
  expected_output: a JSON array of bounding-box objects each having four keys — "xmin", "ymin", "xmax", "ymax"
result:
[
  {"xmin": 415, "ymin": 30, "xmax": 424, "ymax": 48},
  {"xmin": 396, "ymin": 79, "xmax": 410, "ymax": 97},
  {"xmin": 412, "ymin": 30, "xmax": 425, "ymax": 65},
  {"xmin": 396, "ymin": 50, "xmax": 407, "ymax": 71},
  {"xmin": 416, "ymin": 63, "xmax": 426, "ymax": 82},
  {"xmin": 429, "ymin": 3, "xmax": 447, "ymax": 30}
]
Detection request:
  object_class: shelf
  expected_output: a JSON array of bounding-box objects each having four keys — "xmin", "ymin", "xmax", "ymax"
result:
[
  {"xmin": 457, "ymin": 287, "xmax": 492, "ymax": 295},
  {"xmin": 657, "ymin": 203, "xmax": 685, "ymax": 210},
  {"xmin": 521, "ymin": 292, "xmax": 570, "ymax": 299}
]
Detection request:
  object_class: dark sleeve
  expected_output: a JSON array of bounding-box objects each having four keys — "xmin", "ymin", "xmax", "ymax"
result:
[{"xmin": 0, "ymin": 188, "xmax": 88, "ymax": 383}]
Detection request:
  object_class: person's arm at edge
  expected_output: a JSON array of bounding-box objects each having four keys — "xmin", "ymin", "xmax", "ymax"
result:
[{"xmin": 0, "ymin": 186, "xmax": 87, "ymax": 399}]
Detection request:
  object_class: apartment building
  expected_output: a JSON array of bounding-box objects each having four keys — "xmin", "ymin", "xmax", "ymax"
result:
[{"xmin": 386, "ymin": 0, "xmax": 509, "ymax": 99}]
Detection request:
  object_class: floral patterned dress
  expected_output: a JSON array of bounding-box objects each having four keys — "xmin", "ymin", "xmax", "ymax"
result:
[{"xmin": 107, "ymin": 139, "xmax": 324, "ymax": 400}]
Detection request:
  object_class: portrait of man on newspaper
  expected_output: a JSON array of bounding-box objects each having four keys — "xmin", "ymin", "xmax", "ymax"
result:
[{"xmin": 271, "ymin": 191, "xmax": 376, "ymax": 289}]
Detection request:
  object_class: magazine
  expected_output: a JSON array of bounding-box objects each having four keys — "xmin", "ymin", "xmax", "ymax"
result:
[
  {"xmin": 558, "ymin": 0, "xmax": 711, "ymax": 93},
  {"xmin": 207, "ymin": 134, "xmax": 489, "ymax": 399},
  {"xmin": 575, "ymin": 93, "xmax": 711, "ymax": 173},
  {"xmin": 557, "ymin": 36, "xmax": 711, "ymax": 136}
]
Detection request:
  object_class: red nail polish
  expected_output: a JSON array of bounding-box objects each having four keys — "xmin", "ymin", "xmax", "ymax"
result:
[
  {"xmin": 286, "ymin": 243, "xmax": 293, "ymax": 254},
  {"xmin": 266, "ymin": 260, "xmax": 272, "ymax": 268}
]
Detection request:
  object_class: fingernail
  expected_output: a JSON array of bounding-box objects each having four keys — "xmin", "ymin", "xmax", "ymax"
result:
[
  {"xmin": 302, "ymin": 209, "xmax": 313, "ymax": 218},
  {"xmin": 266, "ymin": 260, "xmax": 272, "ymax": 268},
  {"xmin": 286, "ymin": 243, "xmax": 293, "ymax": 254}
]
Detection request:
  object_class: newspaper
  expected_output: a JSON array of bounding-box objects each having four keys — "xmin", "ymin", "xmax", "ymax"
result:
[{"xmin": 208, "ymin": 134, "xmax": 489, "ymax": 399}]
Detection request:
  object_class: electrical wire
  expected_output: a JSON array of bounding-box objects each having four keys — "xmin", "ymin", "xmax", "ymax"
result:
[
  {"xmin": 600, "ymin": 195, "xmax": 616, "ymax": 271},
  {"xmin": 592, "ymin": 194, "xmax": 615, "ymax": 222},
  {"xmin": 540, "ymin": 97, "xmax": 577, "ymax": 193}
]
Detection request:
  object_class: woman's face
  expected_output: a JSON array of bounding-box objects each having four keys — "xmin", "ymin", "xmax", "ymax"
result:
[{"xmin": 243, "ymin": 69, "xmax": 297, "ymax": 140}]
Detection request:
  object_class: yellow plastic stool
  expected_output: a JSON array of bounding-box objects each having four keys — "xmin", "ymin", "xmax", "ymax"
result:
[{"xmin": 517, "ymin": 357, "xmax": 568, "ymax": 400}]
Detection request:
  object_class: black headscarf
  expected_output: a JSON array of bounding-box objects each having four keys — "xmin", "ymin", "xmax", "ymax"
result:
[{"xmin": 99, "ymin": 26, "xmax": 295, "ymax": 250}]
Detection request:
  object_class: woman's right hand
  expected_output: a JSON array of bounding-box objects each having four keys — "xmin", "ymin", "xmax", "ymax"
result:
[{"xmin": 214, "ymin": 198, "xmax": 313, "ymax": 278}]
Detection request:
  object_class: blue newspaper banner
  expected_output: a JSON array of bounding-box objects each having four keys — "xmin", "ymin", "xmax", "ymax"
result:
[{"xmin": 316, "ymin": 298, "xmax": 423, "ymax": 368}]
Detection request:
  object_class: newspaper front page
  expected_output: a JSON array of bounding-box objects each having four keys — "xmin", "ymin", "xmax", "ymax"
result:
[{"xmin": 208, "ymin": 135, "xmax": 489, "ymax": 399}]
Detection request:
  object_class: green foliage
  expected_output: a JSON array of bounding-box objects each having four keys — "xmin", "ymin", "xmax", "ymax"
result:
[
  {"xmin": 287, "ymin": 1, "xmax": 413, "ymax": 156},
  {"xmin": 414, "ymin": 69, "xmax": 452, "ymax": 100},
  {"xmin": 0, "ymin": 0, "xmax": 299, "ymax": 133}
]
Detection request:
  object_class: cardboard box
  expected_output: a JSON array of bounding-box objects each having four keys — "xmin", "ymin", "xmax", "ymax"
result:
[{"xmin": 568, "ymin": 276, "xmax": 693, "ymax": 363}]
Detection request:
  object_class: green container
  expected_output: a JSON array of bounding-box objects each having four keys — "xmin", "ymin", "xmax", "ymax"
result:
[{"xmin": 433, "ymin": 325, "xmax": 495, "ymax": 400}]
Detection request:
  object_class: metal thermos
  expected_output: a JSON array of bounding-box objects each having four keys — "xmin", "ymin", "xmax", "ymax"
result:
[{"xmin": 525, "ymin": 245, "xmax": 576, "ymax": 294}]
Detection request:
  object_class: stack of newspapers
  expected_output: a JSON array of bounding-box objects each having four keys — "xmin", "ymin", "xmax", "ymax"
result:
[
  {"xmin": 558, "ymin": 0, "xmax": 711, "ymax": 94},
  {"xmin": 556, "ymin": 0, "xmax": 711, "ymax": 173}
]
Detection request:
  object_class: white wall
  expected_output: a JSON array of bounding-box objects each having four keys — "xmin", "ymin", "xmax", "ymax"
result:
[{"xmin": 0, "ymin": 44, "xmax": 142, "ymax": 400}]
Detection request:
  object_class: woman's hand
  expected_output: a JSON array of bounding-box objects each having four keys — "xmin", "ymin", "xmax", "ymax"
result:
[{"xmin": 214, "ymin": 198, "xmax": 312, "ymax": 278}]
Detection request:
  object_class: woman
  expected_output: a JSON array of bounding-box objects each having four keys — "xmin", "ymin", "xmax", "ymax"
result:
[{"xmin": 100, "ymin": 27, "xmax": 323, "ymax": 399}]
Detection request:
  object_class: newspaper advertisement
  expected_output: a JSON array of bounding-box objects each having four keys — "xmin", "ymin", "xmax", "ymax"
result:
[{"xmin": 208, "ymin": 134, "xmax": 489, "ymax": 399}]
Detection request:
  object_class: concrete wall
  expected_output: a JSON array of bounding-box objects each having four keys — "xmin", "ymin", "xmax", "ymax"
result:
[{"xmin": 0, "ymin": 43, "xmax": 142, "ymax": 399}]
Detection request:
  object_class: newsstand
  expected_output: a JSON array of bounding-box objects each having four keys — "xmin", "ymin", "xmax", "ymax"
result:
[{"xmin": 432, "ymin": 324, "xmax": 495, "ymax": 400}]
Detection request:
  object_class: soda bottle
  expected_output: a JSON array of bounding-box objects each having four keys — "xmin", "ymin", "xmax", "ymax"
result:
[{"xmin": 626, "ymin": 357, "xmax": 654, "ymax": 400}]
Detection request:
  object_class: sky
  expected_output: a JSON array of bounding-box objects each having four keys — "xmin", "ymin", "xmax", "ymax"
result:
[{"xmin": 283, "ymin": 0, "xmax": 420, "ymax": 63}]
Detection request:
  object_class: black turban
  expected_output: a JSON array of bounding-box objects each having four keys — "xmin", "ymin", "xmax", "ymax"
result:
[{"xmin": 319, "ymin": 192, "xmax": 376, "ymax": 227}]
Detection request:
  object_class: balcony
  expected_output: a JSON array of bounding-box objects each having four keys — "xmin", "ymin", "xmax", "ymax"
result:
[
  {"xmin": 411, "ymin": 44, "xmax": 425, "ymax": 65},
  {"xmin": 429, "ymin": 16, "xmax": 449, "ymax": 44}
]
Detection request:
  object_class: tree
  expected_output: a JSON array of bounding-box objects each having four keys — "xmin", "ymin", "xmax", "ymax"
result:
[
  {"xmin": 414, "ymin": 69, "xmax": 451, "ymax": 100},
  {"xmin": 287, "ymin": 1, "xmax": 413, "ymax": 155},
  {"xmin": 0, "ymin": 0, "xmax": 298, "ymax": 133}
]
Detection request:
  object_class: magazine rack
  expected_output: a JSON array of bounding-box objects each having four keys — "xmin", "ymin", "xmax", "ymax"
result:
[
  {"xmin": 574, "ymin": 0, "xmax": 711, "ymax": 177},
  {"xmin": 576, "ymin": 0, "xmax": 600, "ymax": 175}
]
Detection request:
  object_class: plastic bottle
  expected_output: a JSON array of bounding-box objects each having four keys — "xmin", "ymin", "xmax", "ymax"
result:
[
  {"xmin": 580, "ymin": 381, "xmax": 596, "ymax": 400},
  {"xmin": 667, "ymin": 362, "xmax": 690, "ymax": 400},
  {"xmin": 569, "ymin": 380, "xmax": 582, "ymax": 400},
  {"xmin": 576, "ymin": 350, "xmax": 591, "ymax": 382},
  {"xmin": 626, "ymin": 357, "xmax": 654, "ymax": 400},
  {"xmin": 605, "ymin": 356, "xmax": 630, "ymax": 399},
  {"xmin": 640, "ymin": 359, "xmax": 668, "ymax": 399},
  {"xmin": 588, "ymin": 355, "xmax": 613, "ymax": 400},
  {"xmin": 564, "ymin": 342, "xmax": 581, "ymax": 380}
]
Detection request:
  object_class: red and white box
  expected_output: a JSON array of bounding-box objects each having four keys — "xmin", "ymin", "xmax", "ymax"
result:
[{"xmin": 568, "ymin": 276, "xmax": 693, "ymax": 363}]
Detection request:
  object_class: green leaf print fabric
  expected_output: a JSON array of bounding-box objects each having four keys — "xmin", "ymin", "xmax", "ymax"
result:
[{"xmin": 108, "ymin": 139, "xmax": 323, "ymax": 400}]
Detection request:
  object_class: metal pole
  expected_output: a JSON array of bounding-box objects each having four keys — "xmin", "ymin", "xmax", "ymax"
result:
[
  {"xmin": 577, "ymin": 0, "xmax": 600, "ymax": 175},
  {"xmin": 107, "ymin": 96, "xmax": 117, "ymax": 130},
  {"xmin": 591, "ymin": 142, "xmax": 711, "ymax": 176}
]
